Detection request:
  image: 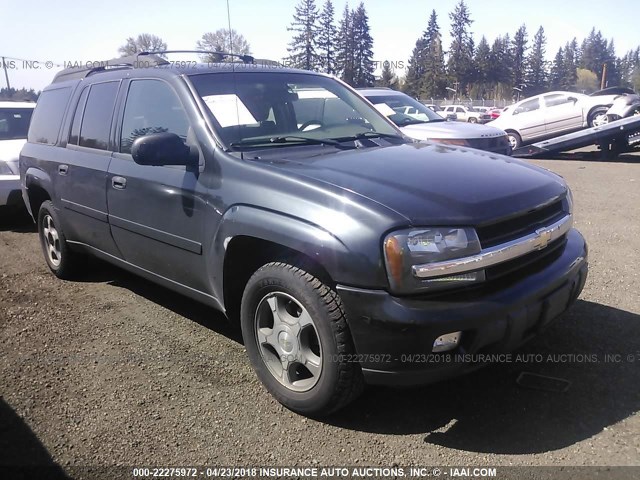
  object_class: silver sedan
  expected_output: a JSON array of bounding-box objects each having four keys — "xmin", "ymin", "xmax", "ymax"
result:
[{"xmin": 359, "ymin": 89, "xmax": 511, "ymax": 156}]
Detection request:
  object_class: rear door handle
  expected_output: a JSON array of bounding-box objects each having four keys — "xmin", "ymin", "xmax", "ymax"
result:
[
  {"xmin": 111, "ymin": 176, "xmax": 127, "ymax": 190},
  {"xmin": 58, "ymin": 164, "xmax": 68, "ymax": 175}
]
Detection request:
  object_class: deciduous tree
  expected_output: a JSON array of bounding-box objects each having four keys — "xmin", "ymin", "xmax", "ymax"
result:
[
  {"xmin": 196, "ymin": 29, "xmax": 251, "ymax": 62},
  {"xmin": 118, "ymin": 34, "xmax": 167, "ymax": 57}
]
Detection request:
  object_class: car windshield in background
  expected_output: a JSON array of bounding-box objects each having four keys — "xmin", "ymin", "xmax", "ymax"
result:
[
  {"xmin": 188, "ymin": 72, "xmax": 401, "ymax": 149},
  {"xmin": 0, "ymin": 108, "xmax": 33, "ymax": 140},
  {"xmin": 367, "ymin": 94, "xmax": 445, "ymax": 126}
]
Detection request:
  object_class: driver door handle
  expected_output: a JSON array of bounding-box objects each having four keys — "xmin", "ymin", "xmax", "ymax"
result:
[{"xmin": 111, "ymin": 176, "xmax": 127, "ymax": 190}]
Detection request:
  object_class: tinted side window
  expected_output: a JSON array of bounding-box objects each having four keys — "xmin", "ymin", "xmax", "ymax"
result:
[
  {"xmin": 120, "ymin": 80, "xmax": 189, "ymax": 154},
  {"xmin": 27, "ymin": 87, "xmax": 72, "ymax": 145},
  {"xmin": 0, "ymin": 108, "xmax": 33, "ymax": 140},
  {"xmin": 79, "ymin": 82, "xmax": 119, "ymax": 150},
  {"xmin": 68, "ymin": 87, "xmax": 89, "ymax": 145}
]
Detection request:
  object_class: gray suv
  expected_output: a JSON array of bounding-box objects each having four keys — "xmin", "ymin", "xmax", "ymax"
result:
[{"xmin": 20, "ymin": 53, "xmax": 588, "ymax": 416}]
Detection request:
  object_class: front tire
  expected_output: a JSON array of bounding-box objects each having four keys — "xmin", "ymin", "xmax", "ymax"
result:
[
  {"xmin": 588, "ymin": 107, "xmax": 609, "ymax": 127},
  {"xmin": 468, "ymin": 117, "xmax": 478, "ymax": 124},
  {"xmin": 37, "ymin": 201, "xmax": 82, "ymax": 279},
  {"xmin": 240, "ymin": 262, "xmax": 363, "ymax": 416}
]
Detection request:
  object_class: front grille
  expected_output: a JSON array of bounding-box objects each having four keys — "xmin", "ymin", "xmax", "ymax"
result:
[
  {"xmin": 468, "ymin": 136, "xmax": 510, "ymax": 154},
  {"xmin": 485, "ymin": 236, "xmax": 566, "ymax": 281},
  {"xmin": 412, "ymin": 236, "xmax": 567, "ymax": 301},
  {"xmin": 476, "ymin": 199, "xmax": 566, "ymax": 249}
]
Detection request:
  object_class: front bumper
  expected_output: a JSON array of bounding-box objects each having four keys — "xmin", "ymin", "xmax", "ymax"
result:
[
  {"xmin": 0, "ymin": 175, "xmax": 22, "ymax": 207},
  {"xmin": 337, "ymin": 228, "xmax": 588, "ymax": 386}
]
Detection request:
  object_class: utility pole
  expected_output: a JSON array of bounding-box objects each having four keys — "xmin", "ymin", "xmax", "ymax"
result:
[
  {"xmin": 1, "ymin": 57, "xmax": 11, "ymax": 90},
  {"xmin": 601, "ymin": 62, "xmax": 607, "ymax": 90}
]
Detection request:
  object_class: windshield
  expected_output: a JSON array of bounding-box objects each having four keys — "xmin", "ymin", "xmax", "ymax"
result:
[
  {"xmin": 0, "ymin": 108, "xmax": 33, "ymax": 140},
  {"xmin": 188, "ymin": 71, "xmax": 401, "ymax": 149},
  {"xmin": 364, "ymin": 94, "xmax": 445, "ymax": 126}
]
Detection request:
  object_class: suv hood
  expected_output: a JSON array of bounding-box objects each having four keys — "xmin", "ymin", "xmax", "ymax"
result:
[
  {"xmin": 266, "ymin": 142, "xmax": 566, "ymax": 226},
  {"xmin": 399, "ymin": 122, "xmax": 506, "ymax": 141}
]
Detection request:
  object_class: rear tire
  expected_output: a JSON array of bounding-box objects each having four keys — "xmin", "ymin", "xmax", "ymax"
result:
[
  {"xmin": 240, "ymin": 262, "xmax": 364, "ymax": 416},
  {"xmin": 37, "ymin": 201, "xmax": 82, "ymax": 279}
]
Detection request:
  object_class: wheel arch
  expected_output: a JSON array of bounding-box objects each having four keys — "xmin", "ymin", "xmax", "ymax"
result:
[
  {"xmin": 23, "ymin": 167, "xmax": 53, "ymax": 221},
  {"xmin": 210, "ymin": 205, "xmax": 377, "ymax": 322}
]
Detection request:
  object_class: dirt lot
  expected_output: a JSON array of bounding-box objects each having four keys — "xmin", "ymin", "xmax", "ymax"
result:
[{"xmin": 1, "ymin": 154, "xmax": 639, "ymax": 477}]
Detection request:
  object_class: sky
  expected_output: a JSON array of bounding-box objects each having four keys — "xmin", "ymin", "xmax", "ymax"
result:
[{"xmin": 1, "ymin": 0, "xmax": 639, "ymax": 91}]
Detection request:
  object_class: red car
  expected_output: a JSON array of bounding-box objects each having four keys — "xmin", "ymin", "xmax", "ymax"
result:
[{"xmin": 489, "ymin": 107, "xmax": 503, "ymax": 119}]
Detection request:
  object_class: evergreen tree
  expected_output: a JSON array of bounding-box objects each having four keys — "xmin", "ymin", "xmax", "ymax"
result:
[
  {"xmin": 473, "ymin": 36, "xmax": 491, "ymax": 98},
  {"xmin": 511, "ymin": 25, "xmax": 528, "ymax": 90},
  {"xmin": 336, "ymin": 4, "xmax": 355, "ymax": 85},
  {"xmin": 488, "ymin": 34, "xmax": 513, "ymax": 100},
  {"xmin": 525, "ymin": 26, "xmax": 548, "ymax": 95},
  {"xmin": 561, "ymin": 39, "xmax": 578, "ymax": 89},
  {"xmin": 549, "ymin": 47, "xmax": 564, "ymax": 90},
  {"xmin": 404, "ymin": 36, "xmax": 428, "ymax": 97},
  {"xmin": 421, "ymin": 10, "xmax": 447, "ymax": 98},
  {"xmin": 447, "ymin": 0, "xmax": 475, "ymax": 94},
  {"xmin": 405, "ymin": 10, "xmax": 446, "ymax": 98},
  {"xmin": 376, "ymin": 62, "xmax": 398, "ymax": 88},
  {"xmin": 287, "ymin": 0, "xmax": 319, "ymax": 71},
  {"xmin": 605, "ymin": 39, "xmax": 621, "ymax": 87},
  {"xmin": 620, "ymin": 48, "xmax": 640, "ymax": 86},
  {"xmin": 317, "ymin": 0, "xmax": 337, "ymax": 74},
  {"xmin": 351, "ymin": 2, "xmax": 375, "ymax": 87}
]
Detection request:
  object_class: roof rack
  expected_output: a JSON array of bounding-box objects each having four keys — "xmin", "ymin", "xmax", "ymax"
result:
[
  {"xmin": 141, "ymin": 50, "xmax": 255, "ymax": 64},
  {"xmin": 51, "ymin": 50, "xmax": 258, "ymax": 84},
  {"xmin": 52, "ymin": 53, "xmax": 168, "ymax": 83}
]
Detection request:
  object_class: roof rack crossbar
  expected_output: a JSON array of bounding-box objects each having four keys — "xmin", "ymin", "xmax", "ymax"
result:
[{"xmin": 139, "ymin": 50, "xmax": 255, "ymax": 64}]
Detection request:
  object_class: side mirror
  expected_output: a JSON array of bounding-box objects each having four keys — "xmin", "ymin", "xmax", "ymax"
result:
[
  {"xmin": 568, "ymin": 96, "xmax": 578, "ymax": 103},
  {"xmin": 131, "ymin": 132, "xmax": 195, "ymax": 167}
]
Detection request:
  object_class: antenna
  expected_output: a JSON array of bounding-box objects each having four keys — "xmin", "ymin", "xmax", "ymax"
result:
[
  {"xmin": 227, "ymin": 0, "xmax": 234, "ymax": 54},
  {"xmin": 226, "ymin": 0, "xmax": 243, "ymax": 159}
]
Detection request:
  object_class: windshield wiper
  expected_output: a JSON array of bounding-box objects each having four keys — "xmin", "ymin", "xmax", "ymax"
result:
[
  {"xmin": 230, "ymin": 135, "xmax": 352, "ymax": 149},
  {"xmin": 396, "ymin": 118, "xmax": 430, "ymax": 126},
  {"xmin": 335, "ymin": 131, "xmax": 406, "ymax": 142}
]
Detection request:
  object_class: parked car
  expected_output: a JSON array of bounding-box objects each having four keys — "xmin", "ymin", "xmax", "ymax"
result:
[
  {"xmin": 359, "ymin": 89, "xmax": 511, "ymax": 155},
  {"xmin": 0, "ymin": 101, "xmax": 34, "ymax": 212},
  {"xmin": 489, "ymin": 107, "xmax": 504, "ymax": 119},
  {"xmin": 489, "ymin": 90, "xmax": 623, "ymax": 149},
  {"xmin": 443, "ymin": 105, "xmax": 492, "ymax": 123},
  {"xmin": 423, "ymin": 103, "xmax": 457, "ymax": 121},
  {"xmin": 21, "ymin": 52, "xmax": 587, "ymax": 416}
]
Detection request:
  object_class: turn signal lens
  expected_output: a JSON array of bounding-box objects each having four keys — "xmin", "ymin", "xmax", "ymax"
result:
[{"xmin": 384, "ymin": 236, "xmax": 404, "ymax": 286}]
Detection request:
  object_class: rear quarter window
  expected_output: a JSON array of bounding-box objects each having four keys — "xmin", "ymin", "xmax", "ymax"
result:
[{"xmin": 27, "ymin": 87, "xmax": 72, "ymax": 145}]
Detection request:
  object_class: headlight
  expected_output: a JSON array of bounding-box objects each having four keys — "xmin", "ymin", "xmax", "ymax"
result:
[
  {"xmin": 383, "ymin": 227, "xmax": 483, "ymax": 294},
  {"xmin": 429, "ymin": 138, "xmax": 470, "ymax": 147}
]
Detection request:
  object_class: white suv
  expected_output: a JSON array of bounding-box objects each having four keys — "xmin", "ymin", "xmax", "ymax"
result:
[
  {"xmin": 0, "ymin": 101, "xmax": 34, "ymax": 210},
  {"xmin": 443, "ymin": 105, "xmax": 492, "ymax": 124}
]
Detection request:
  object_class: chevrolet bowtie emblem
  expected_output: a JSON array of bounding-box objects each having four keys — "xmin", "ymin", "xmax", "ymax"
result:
[{"xmin": 533, "ymin": 227, "xmax": 553, "ymax": 250}]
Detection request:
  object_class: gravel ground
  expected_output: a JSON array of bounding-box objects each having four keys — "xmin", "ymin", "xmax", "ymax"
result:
[{"xmin": 0, "ymin": 153, "xmax": 639, "ymax": 477}]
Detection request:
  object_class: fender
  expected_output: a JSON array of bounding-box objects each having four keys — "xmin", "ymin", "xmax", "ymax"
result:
[
  {"xmin": 207, "ymin": 205, "xmax": 387, "ymax": 304},
  {"xmin": 22, "ymin": 166, "xmax": 54, "ymax": 219}
]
